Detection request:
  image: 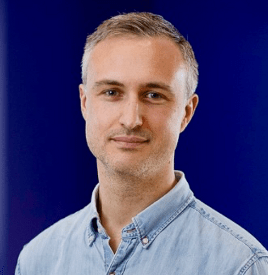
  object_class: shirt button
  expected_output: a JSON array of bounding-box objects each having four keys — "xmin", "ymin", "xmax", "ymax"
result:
[
  {"xmin": 109, "ymin": 272, "xmax": 115, "ymax": 275},
  {"xmin": 142, "ymin": 237, "xmax": 149, "ymax": 244},
  {"xmin": 88, "ymin": 235, "xmax": 94, "ymax": 242}
]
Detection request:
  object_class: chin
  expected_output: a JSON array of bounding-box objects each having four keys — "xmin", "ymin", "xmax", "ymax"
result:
[{"xmin": 104, "ymin": 158, "xmax": 151, "ymax": 178}]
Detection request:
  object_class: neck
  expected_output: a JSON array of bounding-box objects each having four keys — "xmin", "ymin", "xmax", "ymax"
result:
[{"xmin": 96, "ymin": 160, "xmax": 177, "ymax": 251}]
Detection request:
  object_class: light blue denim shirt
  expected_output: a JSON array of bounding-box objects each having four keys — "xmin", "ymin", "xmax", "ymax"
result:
[{"xmin": 15, "ymin": 171, "xmax": 268, "ymax": 274}]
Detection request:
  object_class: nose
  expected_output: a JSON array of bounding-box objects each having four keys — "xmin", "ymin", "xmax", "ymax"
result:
[{"xmin": 119, "ymin": 97, "xmax": 143, "ymax": 130}]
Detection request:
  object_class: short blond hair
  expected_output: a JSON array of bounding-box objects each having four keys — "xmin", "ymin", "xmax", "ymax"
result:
[{"xmin": 81, "ymin": 12, "xmax": 198, "ymax": 98}]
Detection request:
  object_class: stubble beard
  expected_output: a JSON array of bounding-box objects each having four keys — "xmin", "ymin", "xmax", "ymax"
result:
[
  {"xmin": 85, "ymin": 124, "xmax": 178, "ymax": 182},
  {"xmin": 89, "ymin": 138, "xmax": 175, "ymax": 183}
]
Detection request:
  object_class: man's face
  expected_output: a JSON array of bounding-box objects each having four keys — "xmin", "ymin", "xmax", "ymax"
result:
[{"xmin": 79, "ymin": 35, "xmax": 198, "ymax": 177}]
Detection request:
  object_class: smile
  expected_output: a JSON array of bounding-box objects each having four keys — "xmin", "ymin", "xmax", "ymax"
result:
[{"xmin": 111, "ymin": 136, "xmax": 149, "ymax": 149}]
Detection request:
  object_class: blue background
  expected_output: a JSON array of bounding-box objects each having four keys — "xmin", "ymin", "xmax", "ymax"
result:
[{"xmin": 1, "ymin": 0, "xmax": 268, "ymax": 274}]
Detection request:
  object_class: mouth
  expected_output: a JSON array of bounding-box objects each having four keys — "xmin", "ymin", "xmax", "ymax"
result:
[{"xmin": 111, "ymin": 136, "xmax": 149, "ymax": 149}]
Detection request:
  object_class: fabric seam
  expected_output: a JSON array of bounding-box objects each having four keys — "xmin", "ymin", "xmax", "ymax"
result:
[
  {"xmin": 237, "ymin": 254, "xmax": 268, "ymax": 274},
  {"xmin": 134, "ymin": 192, "xmax": 194, "ymax": 248},
  {"xmin": 189, "ymin": 203, "xmax": 262, "ymax": 254}
]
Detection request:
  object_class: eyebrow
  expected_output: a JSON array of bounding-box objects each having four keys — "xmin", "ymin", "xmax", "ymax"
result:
[
  {"xmin": 93, "ymin": 79, "xmax": 174, "ymax": 95},
  {"xmin": 93, "ymin": 80, "xmax": 125, "ymax": 88},
  {"xmin": 143, "ymin": 82, "xmax": 173, "ymax": 94}
]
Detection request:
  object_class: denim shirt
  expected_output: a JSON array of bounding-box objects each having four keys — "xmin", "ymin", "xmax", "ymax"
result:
[{"xmin": 15, "ymin": 171, "xmax": 268, "ymax": 275}]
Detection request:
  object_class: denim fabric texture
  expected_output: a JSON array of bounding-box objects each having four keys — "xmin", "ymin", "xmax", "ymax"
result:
[{"xmin": 15, "ymin": 171, "xmax": 268, "ymax": 274}]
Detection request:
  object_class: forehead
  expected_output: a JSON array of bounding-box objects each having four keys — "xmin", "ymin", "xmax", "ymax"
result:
[{"xmin": 86, "ymin": 35, "xmax": 186, "ymax": 91}]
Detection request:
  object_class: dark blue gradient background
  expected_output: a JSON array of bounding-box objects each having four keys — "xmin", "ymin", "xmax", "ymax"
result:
[{"xmin": 2, "ymin": 0, "xmax": 268, "ymax": 274}]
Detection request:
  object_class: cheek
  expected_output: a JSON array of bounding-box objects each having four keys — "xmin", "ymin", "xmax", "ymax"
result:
[
  {"xmin": 85, "ymin": 100, "xmax": 115, "ymax": 137},
  {"xmin": 150, "ymin": 109, "xmax": 182, "ymax": 141},
  {"xmin": 84, "ymin": 106, "xmax": 106, "ymax": 157}
]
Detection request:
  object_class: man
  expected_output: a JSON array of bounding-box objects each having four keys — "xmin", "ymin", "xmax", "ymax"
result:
[{"xmin": 15, "ymin": 12, "xmax": 268, "ymax": 274}]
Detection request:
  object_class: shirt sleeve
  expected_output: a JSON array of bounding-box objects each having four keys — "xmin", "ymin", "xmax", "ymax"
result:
[
  {"xmin": 243, "ymin": 257, "xmax": 268, "ymax": 275},
  {"xmin": 15, "ymin": 256, "xmax": 21, "ymax": 275}
]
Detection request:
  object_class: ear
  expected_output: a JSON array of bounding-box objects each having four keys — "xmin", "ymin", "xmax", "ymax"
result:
[
  {"xmin": 79, "ymin": 84, "xmax": 87, "ymax": 120},
  {"xmin": 180, "ymin": 93, "xmax": 199, "ymax": 133}
]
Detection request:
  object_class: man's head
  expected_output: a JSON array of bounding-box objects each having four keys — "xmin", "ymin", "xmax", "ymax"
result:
[
  {"xmin": 81, "ymin": 12, "xmax": 198, "ymax": 99},
  {"xmin": 79, "ymin": 12, "xmax": 199, "ymax": 178}
]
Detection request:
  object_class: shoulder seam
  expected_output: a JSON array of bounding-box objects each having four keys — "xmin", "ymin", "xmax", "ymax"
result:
[
  {"xmin": 238, "ymin": 254, "xmax": 268, "ymax": 274},
  {"xmin": 189, "ymin": 201, "xmax": 260, "ymax": 254}
]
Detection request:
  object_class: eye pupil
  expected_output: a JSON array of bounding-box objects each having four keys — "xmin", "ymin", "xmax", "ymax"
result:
[
  {"xmin": 149, "ymin": 92, "xmax": 160, "ymax": 98},
  {"xmin": 107, "ymin": 90, "xmax": 116, "ymax": 96}
]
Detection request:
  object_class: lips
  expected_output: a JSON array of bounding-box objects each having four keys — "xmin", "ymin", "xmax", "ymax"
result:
[
  {"xmin": 111, "ymin": 136, "xmax": 149, "ymax": 149},
  {"xmin": 111, "ymin": 136, "xmax": 148, "ymax": 143}
]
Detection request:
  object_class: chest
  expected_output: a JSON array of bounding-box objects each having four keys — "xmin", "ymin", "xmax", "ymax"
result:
[{"xmin": 49, "ymin": 233, "xmax": 243, "ymax": 275}]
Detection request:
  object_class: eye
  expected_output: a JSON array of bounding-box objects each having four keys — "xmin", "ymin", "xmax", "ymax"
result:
[
  {"xmin": 145, "ymin": 92, "xmax": 164, "ymax": 100},
  {"xmin": 100, "ymin": 89, "xmax": 122, "ymax": 101},
  {"xmin": 104, "ymin": 89, "xmax": 119, "ymax": 97}
]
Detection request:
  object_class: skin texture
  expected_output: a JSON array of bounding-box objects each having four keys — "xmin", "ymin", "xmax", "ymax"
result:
[{"xmin": 79, "ymin": 35, "xmax": 198, "ymax": 253}]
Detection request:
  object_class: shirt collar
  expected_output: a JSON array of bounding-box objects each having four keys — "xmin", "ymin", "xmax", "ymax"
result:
[
  {"xmin": 87, "ymin": 171, "xmax": 194, "ymax": 248},
  {"xmin": 132, "ymin": 171, "xmax": 194, "ymax": 248},
  {"xmin": 86, "ymin": 184, "xmax": 101, "ymax": 246}
]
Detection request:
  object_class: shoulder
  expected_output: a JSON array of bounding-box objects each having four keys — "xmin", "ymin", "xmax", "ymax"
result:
[
  {"xmin": 17, "ymin": 203, "xmax": 92, "ymax": 274},
  {"xmin": 186, "ymin": 198, "xmax": 268, "ymax": 273},
  {"xmin": 25, "ymin": 203, "xmax": 91, "ymax": 245},
  {"xmin": 189, "ymin": 198, "xmax": 266, "ymax": 251}
]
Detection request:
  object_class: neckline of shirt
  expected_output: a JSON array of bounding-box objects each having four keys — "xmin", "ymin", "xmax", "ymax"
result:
[{"xmin": 87, "ymin": 170, "xmax": 194, "ymax": 248}]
